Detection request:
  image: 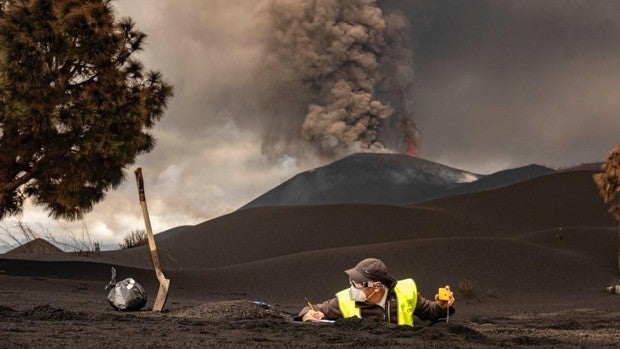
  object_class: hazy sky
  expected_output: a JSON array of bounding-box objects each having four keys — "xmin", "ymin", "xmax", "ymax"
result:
[{"xmin": 2, "ymin": 0, "xmax": 619, "ymax": 250}]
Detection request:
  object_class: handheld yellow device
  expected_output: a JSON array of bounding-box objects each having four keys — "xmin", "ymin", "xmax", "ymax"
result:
[{"xmin": 438, "ymin": 287, "xmax": 451, "ymax": 301}]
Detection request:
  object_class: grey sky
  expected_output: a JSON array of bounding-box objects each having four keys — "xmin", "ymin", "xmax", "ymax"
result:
[
  {"xmin": 2, "ymin": 0, "xmax": 618, "ymax": 249},
  {"xmin": 385, "ymin": 0, "xmax": 620, "ymax": 172}
]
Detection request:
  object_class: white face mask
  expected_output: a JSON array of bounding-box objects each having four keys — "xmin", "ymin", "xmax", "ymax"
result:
[{"xmin": 349, "ymin": 286, "xmax": 371, "ymax": 302}]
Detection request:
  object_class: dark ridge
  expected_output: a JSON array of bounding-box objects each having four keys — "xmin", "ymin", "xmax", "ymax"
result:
[{"xmin": 439, "ymin": 164, "xmax": 556, "ymax": 199}]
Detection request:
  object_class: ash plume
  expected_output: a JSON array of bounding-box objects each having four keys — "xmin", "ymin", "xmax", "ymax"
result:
[{"xmin": 257, "ymin": 0, "xmax": 417, "ymax": 158}]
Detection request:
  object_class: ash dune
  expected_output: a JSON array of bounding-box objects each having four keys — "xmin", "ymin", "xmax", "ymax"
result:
[{"xmin": 100, "ymin": 168, "xmax": 612, "ymax": 272}]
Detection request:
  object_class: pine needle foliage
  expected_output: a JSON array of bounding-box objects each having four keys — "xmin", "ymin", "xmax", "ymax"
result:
[
  {"xmin": 0, "ymin": 0, "xmax": 173, "ymax": 220},
  {"xmin": 593, "ymin": 143, "xmax": 620, "ymax": 271},
  {"xmin": 593, "ymin": 144, "xmax": 620, "ymax": 220}
]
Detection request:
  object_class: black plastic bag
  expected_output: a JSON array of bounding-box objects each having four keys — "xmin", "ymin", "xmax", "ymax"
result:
[{"xmin": 105, "ymin": 267, "xmax": 147, "ymax": 311}]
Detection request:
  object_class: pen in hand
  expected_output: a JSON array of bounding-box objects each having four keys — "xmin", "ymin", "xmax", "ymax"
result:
[{"xmin": 304, "ymin": 297, "xmax": 316, "ymax": 311}]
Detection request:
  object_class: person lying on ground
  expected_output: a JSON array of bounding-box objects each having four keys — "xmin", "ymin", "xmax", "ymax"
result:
[{"xmin": 297, "ymin": 258, "xmax": 455, "ymax": 327}]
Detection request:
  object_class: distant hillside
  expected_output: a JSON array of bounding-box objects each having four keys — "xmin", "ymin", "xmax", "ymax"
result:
[
  {"xmin": 5, "ymin": 238, "xmax": 63, "ymax": 255},
  {"xmin": 241, "ymin": 153, "xmax": 481, "ymax": 209},
  {"xmin": 440, "ymin": 164, "xmax": 556, "ymax": 199}
]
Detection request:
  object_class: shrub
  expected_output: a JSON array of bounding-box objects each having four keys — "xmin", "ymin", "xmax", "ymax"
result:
[
  {"xmin": 459, "ymin": 279, "xmax": 477, "ymax": 300},
  {"xmin": 119, "ymin": 229, "xmax": 148, "ymax": 249}
]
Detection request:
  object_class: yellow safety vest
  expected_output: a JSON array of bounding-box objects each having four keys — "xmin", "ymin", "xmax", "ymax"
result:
[{"xmin": 336, "ymin": 278, "xmax": 418, "ymax": 326}]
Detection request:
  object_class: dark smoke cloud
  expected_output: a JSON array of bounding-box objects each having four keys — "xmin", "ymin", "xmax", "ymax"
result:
[{"xmin": 256, "ymin": 0, "xmax": 416, "ymax": 158}]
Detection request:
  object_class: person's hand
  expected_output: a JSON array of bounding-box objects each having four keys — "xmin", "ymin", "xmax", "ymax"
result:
[
  {"xmin": 302, "ymin": 309, "xmax": 325, "ymax": 322},
  {"xmin": 434, "ymin": 285, "xmax": 455, "ymax": 309}
]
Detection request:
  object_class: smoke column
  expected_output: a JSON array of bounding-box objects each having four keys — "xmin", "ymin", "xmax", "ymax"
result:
[{"xmin": 257, "ymin": 0, "xmax": 418, "ymax": 158}]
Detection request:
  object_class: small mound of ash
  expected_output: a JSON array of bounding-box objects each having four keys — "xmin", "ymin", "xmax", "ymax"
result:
[
  {"xmin": 23, "ymin": 304, "xmax": 85, "ymax": 321},
  {"xmin": 0, "ymin": 305, "xmax": 16, "ymax": 319},
  {"xmin": 173, "ymin": 300, "xmax": 292, "ymax": 322}
]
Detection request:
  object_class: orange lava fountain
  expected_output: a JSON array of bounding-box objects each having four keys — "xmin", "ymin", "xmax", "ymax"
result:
[{"xmin": 404, "ymin": 119, "xmax": 418, "ymax": 157}]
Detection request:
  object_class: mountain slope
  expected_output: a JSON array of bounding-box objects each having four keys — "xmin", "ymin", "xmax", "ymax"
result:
[{"xmin": 241, "ymin": 153, "xmax": 480, "ymax": 209}]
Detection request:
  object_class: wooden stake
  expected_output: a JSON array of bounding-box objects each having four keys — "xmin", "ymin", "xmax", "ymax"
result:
[{"xmin": 135, "ymin": 167, "xmax": 170, "ymax": 312}]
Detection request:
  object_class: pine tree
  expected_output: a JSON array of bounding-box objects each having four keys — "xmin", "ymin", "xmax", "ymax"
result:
[
  {"xmin": 593, "ymin": 144, "xmax": 620, "ymax": 271},
  {"xmin": 0, "ymin": 0, "xmax": 173, "ymax": 219}
]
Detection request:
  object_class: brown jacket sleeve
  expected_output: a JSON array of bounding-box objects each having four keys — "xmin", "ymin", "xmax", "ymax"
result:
[
  {"xmin": 296, "ymin": 297, "xmax": 343, "ymax": 320},
  {"xmin": 413, "ymin": 293, "xmax": 454, "ymax": 321}
]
